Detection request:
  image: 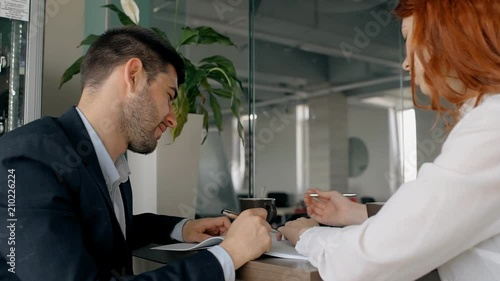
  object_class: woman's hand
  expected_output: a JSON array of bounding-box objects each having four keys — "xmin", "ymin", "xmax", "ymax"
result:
[
  {"xmin": 277, "ymin": 218, "xmax": 319, "ymax": 246},
  {"xmin": 304, "ymin": 189, "xmax": 368, "ymax": 226}
]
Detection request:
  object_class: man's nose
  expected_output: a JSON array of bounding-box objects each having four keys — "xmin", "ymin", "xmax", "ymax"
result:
[{"xmin": 164, "ymin": 112, "xmax": 177, "ymax": 128}]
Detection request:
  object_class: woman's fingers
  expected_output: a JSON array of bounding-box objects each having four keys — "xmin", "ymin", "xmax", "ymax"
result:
[{"xmin": 311, "ymin": 199, "xmax": 326, "ymax": 209}]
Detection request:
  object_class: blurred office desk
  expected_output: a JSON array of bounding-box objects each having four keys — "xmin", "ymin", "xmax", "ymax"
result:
[
  {"xmin": 276, "ymin": 207, "xmax": 301, "ymax": 225},
  {"xmin": 276, "ymin": 207, "xmax": 297, "ymax": 217},
  {"xmin": 133, "ymin": 244, "xmax": 321, "ymax": 281}
]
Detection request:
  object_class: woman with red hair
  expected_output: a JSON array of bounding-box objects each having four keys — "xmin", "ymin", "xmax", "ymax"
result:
[{"xmin": 279, "ymin": 0, "xmax": 500, "ymax": 280}]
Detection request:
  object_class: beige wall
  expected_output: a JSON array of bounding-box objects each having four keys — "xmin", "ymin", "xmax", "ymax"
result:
[
  {"xmin": 42, "ymin": 0, "xmax": 85, "ymax": 117},
  {"xmin": 348, "ymin": 105, "xmax": 391, "ymax": 201},
  {"xmin": 308, "ymin": 93, "xmax": 349, "ymax": 193}
]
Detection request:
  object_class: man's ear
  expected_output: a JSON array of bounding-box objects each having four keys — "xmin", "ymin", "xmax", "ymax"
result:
[{"xmin": 124, "ymin": 58, "xmax": 146, "ymax": 94}]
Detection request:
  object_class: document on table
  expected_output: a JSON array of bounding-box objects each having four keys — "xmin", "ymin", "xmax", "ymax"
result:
[
  {"xmin": 265, "ymin": 235, "xmax": 308, "ymax": 260},
  {"xmin": 151, "ymin": 236, "xmax": 224, "ymax": 251},
  {"xmin": 151, "ymin": 233, "xmax": 308, "ymax": 260}
]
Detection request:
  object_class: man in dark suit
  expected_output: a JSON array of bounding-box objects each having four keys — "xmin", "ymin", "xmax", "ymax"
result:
[{"xmin": 0, "ymin": 26, "xmax": 272, "ymax": 281}]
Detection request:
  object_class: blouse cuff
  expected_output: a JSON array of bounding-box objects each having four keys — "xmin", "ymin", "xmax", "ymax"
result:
[{"xmin": 296, "ymin": 226, "xmax": 343, "ymax": 266}]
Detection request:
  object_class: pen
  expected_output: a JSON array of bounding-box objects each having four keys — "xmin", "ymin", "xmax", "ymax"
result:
[
  {"xmin": 309, "ymin": 193, "xmax": 357, "ymax": 197},
  {"xmin": 309, "ymin": 193, "xmax": 357, "ymax": 202},
  {"xmin": 221, "ymin": 209, "xmax": 239, "ymax": 220},
  {"xmin": 221, "ymin": 209, "xmax": 282, "ymax": 234}
]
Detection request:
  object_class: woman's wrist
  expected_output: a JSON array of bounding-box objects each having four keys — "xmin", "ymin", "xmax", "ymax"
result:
[{"xmin": 350, "ymin": 203, "xmax": 369, "ymax": 225}]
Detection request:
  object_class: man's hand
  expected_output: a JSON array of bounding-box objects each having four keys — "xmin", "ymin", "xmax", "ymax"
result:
[
  {"xmin": 304, "ymin": 189, "xmax": 367, "ymax": 226},
  {"xmin": 219, "ymin": 208, "xmax": 272, "ymax": 269},
  {"xmin": 276, "ymin": 217, "xmax": 319, "ymax": 245},
  {"xmin": 182, "ymin": 217, "xmax": 231, "ymax": 243}
]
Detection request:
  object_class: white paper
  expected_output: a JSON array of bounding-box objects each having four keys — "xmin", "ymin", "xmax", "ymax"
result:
[
  {"xmin": 152, "ymin": 236, "xmax": 224, "ymax": 251},
  {"xmin": 264, "ymin": 235, "xmax": 308, "ymax": 260},
  {"xmin": 151, "ymin": 234, "xmax": 309, "ymax": 261},
  {"xmin": 0, "ymin": 0, "xmax": 30, "ymax": 22}
]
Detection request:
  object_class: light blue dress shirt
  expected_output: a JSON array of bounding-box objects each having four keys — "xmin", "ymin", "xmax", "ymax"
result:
[{"xmin": 76, "ymin": 107, "xmax": 235, "ymax": 281}]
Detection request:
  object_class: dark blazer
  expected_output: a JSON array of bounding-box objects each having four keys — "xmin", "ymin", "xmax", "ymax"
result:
[{"xmin": 0, "ymin": 108, "xmax": 225, "ymax": 281}]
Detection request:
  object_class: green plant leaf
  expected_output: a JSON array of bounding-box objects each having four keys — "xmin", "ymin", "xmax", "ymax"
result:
[
  {"xmin": 199, "ymin": 64, "xmax": 234, "ymax": 91},
  {"xmin": 209, "ymin": 93, "xmax": 223, "ymax": 132},
  {"xmin": 230, "ymin": 95, "xmax": 245, "ymax": 146},
  {"xmin": 211, "ymin": 88, "xmax": 232, "ymax": 99},
  {"xmin": 177, "ymin": 27, "xmax": 235, "ymax": 47},
  {"xmin": 151, "ymin": 27, "xmax": 171, "ymax": 43},
  {"xmin": 199, "ymin": 78, "xmax": 212, "ymax": 104},
  {"xmin": 200, "ymin": 55, "xmax": 236, "ymax": 74},
  {"xmin": 199, "ymin": 105, "xmax": 209, "ymax": 144},
  {"xmin": 233, "ymin": 75, "xmax": 246, "ymax": 93},
  {"xmin": 171, "ymin": 87, "xmax": 190, "ymax": 141},
  {"xmin": 204, "ymin": 68, "xmax": 231, "ymax": 89},
  {"xmin": 177, "ymin": 27, "xmax": 199, "ymax": 48},
  {"xmin": 199, "ymin": 56, "xmax": 238, "ymax": 92},
  {"xmin": 59, "ymin": 56, "xmax": 84, "ymax": 89},
  {"xmin": 78, "ymin": 34, "xmax": 99, "ymax": 47},
  {"xmin": 194, "ymin": 55, "xmax": 244, "ymax": 145},
  {"xmin": 198, "ymin": 27, "xmax": 235, "ymax": 46},
  {"xmin": 183, "ymin": 69, "xmax": 207, "ymax": 112},
  {"xmin": 102, "ymin": 4, "xmax": 136, "ymax": 26}
]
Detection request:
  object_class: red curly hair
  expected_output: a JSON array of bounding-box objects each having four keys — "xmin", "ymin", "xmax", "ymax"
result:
[{"xmin": 395, "ymin": 0, "xmax": 500, "ymax": 125}]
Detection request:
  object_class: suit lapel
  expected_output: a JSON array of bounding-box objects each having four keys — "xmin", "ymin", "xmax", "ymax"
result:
[
  {"xmin": 57, "ymin": 107, "xmax": 129, "ymax": 248},
  {"xmin": 57, "ymin": 107, "xmax": 132, "ymax": 273},
  {"xmin": 57, "ymin": 107, "xmax": 115, "ymax": 211},
  {"xmin": 119, "ymin": 179, "xmax": 133, "ymax": 236}
]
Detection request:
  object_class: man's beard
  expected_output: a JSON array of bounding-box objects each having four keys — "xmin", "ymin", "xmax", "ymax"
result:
[{"xmin": 120, "ymin": 86, "xmax": 160, "ymax": 155}]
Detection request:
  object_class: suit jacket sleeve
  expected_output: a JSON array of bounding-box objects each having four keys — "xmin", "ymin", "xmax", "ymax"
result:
[
  {"xmin": 124, "ymin": 250, "xmax": 224, "ymax": 281},
  {"xmin": 0, "ymin": 149, "xmax": 224, "ymax": 281},
  {"xmin": 129, "ymin": 213, "xmax": 184, "ymax": 250}
]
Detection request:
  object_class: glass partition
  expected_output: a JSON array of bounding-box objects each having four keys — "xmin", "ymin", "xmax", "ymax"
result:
[
  {"xmin": 0, "ymin": 1, "xmax": 44, "ymax": 136},
  {"xmin": 135, "ymin": 0, "xmax": 413, "ymax": 218},
  {"xmin": 0, "ymin": 17, "xmax": 27, "ymax": 135},
  {"xmin": 130, "ymin": 0, "xmax": 250, "ymax": 217},
  {"xmin": 246, "ymin": 0, "xmax": 411, "ymax": 207}
]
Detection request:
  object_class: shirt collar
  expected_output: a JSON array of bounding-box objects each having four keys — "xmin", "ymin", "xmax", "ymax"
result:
[
  {"xmin": 75, "ymin": 107, "xmax": 130, "ymax": 188},
  {"xmin": 460, "ymin": 93, "xmax": 494, "ymax": 118}
]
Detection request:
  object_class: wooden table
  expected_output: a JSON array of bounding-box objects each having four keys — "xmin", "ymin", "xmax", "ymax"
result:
[
  {"xmin": 133, "ymin": 244, "xmax": 321, "ymax": 281},
  {"xmin": 236, "ymin": 257, "xmax": 321, "ymax": 281}
]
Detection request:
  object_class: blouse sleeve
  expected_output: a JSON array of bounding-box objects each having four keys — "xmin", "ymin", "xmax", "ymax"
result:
[{"xmin": 296, "ymin": 97, "xmax": 500, "ymax": 281}]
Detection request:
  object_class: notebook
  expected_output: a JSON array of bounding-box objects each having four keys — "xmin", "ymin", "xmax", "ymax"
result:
[{"xmin": 151, "ymin": 234, "xmax": 308, "ymax": 260}]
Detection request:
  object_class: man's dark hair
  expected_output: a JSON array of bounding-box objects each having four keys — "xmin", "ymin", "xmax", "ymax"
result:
[{"xmin": 80, "ymin": 26, "xmax": 185, "ymax": 90}]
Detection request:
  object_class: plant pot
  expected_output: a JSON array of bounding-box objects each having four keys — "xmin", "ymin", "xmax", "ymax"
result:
[{"xmin": 128, "ymin": 113, "xmax": 203, "ymax": 219}]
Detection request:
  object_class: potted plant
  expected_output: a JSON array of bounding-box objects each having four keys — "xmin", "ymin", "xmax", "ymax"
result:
[{"xmin": 59, "ymin": 1, "xmax": 245, "ymax": 145}]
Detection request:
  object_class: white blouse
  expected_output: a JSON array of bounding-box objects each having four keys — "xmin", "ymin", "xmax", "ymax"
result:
[{"xmin": 296, "ymin": 94, "xmax": 500, "ymax": 281}]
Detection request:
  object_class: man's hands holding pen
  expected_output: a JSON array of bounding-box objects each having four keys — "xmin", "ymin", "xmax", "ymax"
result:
[
  {"xmin": 182, "ymin": 208, "xmax": 272, "ymax": 269},
  {"xmin": 219, "ymin": 208, "xmax": 272, "ymax": 269},
  {"xmin": 182, "ymin": 217, "xmax": 231, "ymax": 243}
]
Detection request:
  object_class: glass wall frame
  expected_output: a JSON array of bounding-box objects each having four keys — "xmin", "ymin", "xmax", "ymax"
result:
[{"xmin": 0, "ymin": 0, "xmax": 45, "ymax": 136}]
